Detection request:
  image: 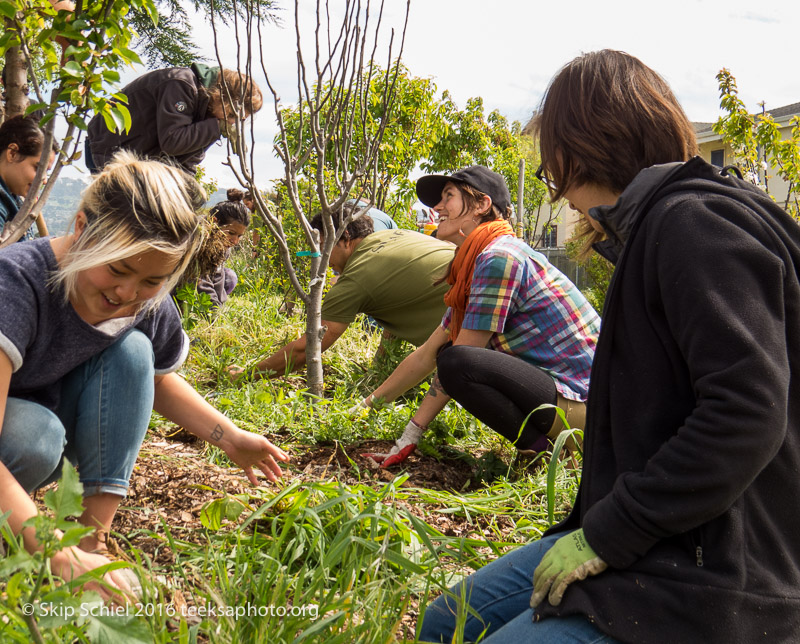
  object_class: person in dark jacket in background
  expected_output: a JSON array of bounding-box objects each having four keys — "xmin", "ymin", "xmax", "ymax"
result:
[
  {"xmin": 85, "ymin": 63, "xmax": 262, "ymax": 174},
  {"xmin": 418, "ymin": 49, "xmax": 800, "ymax": 644}
]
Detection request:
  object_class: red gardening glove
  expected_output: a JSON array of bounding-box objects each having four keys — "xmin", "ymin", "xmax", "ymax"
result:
[
  {"xmin": 362, "ymin": 420, "xmax": 425, "ymax": 468},
  {"xmin": 368, "ymin": 443, "xmax": 417, "ymax": 466}
]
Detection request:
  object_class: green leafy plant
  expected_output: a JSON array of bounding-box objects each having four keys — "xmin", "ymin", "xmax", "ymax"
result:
[
  {"xmin": 0, "ymin": 462, "xmax": 150, "ymax": 643},
  {"xmin": 564, "ymin": 236, "xmax": 614, "ymax": 314},
  {"xmin": 173, "ymin": 283, "xmax": 215, "ymax": 330},
  {"xmin": 0, "ymin": 0, "xmax": 155, "ymax": 247},
  {"xmin": 714, "ymin": 69, "xmax": 800, "ymax": 220}
]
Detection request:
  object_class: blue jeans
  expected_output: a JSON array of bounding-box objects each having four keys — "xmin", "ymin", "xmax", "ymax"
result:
[
  {"xmin": 0, "ymin": 330, "xmax": 155, "ymax": 497},
  {"xmin": 417, "ymin": 533, "xmax": 622, "ymax": 643}
]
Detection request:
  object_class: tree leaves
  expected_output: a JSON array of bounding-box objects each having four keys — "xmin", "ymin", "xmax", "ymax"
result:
[{"xmin": 714, "ymin": 69, "xmax": 800, "ymax": 219}]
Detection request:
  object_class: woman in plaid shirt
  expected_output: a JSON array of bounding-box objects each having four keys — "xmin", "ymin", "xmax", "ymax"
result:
[{"xmin": 359, "ymin": 165, "xmax": 600, "ymax": 467}]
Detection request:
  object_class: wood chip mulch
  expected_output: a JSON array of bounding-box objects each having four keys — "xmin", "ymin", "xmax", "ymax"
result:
[{"xmin": 35, "ymin": 429, "xmax": 520, "ymax": 641}]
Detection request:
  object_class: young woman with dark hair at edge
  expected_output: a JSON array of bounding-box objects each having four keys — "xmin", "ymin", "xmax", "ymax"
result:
[
  {"xmin": 417, "ymin": 49, "xmax": 800, "ymax": 644},
  {"xmin": 356, "ymin": 165, "xmax": 599, "ymax": 469},
  {"xmin": 0, "ymin": 115, "xmax": 57, "ymax": 241},
  {"xmin": 0, "ymin": 152, "xmax": 288, "ymax": 601}
]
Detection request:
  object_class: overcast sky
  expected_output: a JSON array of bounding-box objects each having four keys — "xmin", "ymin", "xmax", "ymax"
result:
[{"xmin": 88, "ymin": 0, "xmax": 800, "ymax": 192}]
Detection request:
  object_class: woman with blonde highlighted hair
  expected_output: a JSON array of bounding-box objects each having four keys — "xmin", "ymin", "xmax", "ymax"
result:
[
  {"xmin": 419, "ymin": 49, "xmax": 800, "ymax": 644},
  {"xmin": 0, "ymin": 152, "xmax": 288, "ymax": 599}
]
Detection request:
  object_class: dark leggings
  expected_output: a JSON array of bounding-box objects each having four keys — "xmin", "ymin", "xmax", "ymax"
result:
[{"xmin": 436, "ymin": 345, "xmax": 557, "ymax": 450}]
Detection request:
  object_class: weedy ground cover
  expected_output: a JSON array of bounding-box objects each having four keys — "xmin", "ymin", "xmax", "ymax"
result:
[{"xmin": 1, "ymin": 247, "xmax": 582, "ymax": 643}]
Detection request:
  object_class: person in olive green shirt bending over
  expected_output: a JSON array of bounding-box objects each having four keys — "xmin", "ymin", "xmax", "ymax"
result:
[{"xmin": 228, "ymin": 205, "xmax": 455, "ymax": 380}]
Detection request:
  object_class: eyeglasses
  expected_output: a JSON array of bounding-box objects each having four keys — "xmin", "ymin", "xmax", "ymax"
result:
[{"xmin": 535, "ymin": 165, "xmax": 557, "ymax": 192}]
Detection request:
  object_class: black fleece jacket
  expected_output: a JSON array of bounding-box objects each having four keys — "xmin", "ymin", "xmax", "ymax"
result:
[
  {"xmin": 87, "ymin": 64, "xmax": 221, "ymax": 173},
  {"xmin": 537, "ymin": 158, "xmax": 800, "ymax": 643}
]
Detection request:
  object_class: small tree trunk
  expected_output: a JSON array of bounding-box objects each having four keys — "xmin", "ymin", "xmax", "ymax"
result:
[
  {"xmin": 35, "ymin": 213, "xmax": 48, "ymax": 236},
  {"xmin": 3, "ymin": 44, "xmax": 30, "ymax": 120},
  {"xmin": 304, "ymin": 272, "xmax": 327, "ymax": 398}
]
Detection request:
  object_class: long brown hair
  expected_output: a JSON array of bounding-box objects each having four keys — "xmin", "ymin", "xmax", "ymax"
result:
[{"xmin": 207, "ymin": 69, "xmax": 264, "ymax": 119}]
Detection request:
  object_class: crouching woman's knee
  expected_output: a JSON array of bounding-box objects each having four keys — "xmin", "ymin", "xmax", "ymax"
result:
[
  {"xmin": 104, "ymin": 329, "xmax": 156, "ymax": 380},
  {"xmin": 436, "ymin": 343, "xmax": 475, "ymax": 396},
  {"xmin": 0, "ymin": 398, "xmax": 66, "ymax": 492}
]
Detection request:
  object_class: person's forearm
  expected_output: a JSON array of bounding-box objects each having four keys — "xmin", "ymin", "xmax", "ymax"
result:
[
  {"xmin": 154, "ymin": 373, "xmax": 288, "ymax": 485},
  {"xmin": 410, "ymin": 374, "xmax": 451, "ymax": 427},
  {"xmin": 255, "ymin": 338, "xmax": 307, "ymax": 377},
  {"xmin": 0, "ymin": 357, "xmax": 40, "ymax": 551},
  {"xmin": 369, "ymin": 347, "xmax": 437, "ymax": 405},
  {"xmin": 0, "ymin": 463, "xmax": 49, "ymax": 554},
  {"xmin": 154, "ymin": 372, "xmax": 241, "ymax": 449}
]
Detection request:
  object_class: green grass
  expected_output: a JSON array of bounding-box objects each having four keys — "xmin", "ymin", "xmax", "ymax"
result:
[{"xmin": 1, "ymin": 246, "xmax": 582, "ymax": 643}]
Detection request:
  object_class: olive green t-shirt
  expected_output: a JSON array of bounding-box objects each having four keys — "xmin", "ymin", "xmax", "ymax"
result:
[{"xmin": 321, "ymin": 229, "xmax": 455, "ymax": 346}]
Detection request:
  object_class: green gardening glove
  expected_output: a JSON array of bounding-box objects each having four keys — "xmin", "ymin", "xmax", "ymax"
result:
[{"xmin": 530, "ymin": 529, "xmax": 608, "ymax": 607}]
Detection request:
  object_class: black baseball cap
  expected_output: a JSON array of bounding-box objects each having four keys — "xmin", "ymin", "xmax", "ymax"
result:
[{"xmin": 416, "ymin": 166, "xmax": 512, "ymax": 213}]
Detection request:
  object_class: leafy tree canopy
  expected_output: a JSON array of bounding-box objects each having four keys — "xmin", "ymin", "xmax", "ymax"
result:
[
  {"xmin": 278, "ymin": 63, "xmax": 545, "ymax": 226},
  {"xmin": 713, "ymin": 69, "xmax": 800, "ymax": 219}
]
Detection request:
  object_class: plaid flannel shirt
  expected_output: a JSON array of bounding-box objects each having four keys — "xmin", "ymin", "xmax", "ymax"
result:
[{"xmin": 442, "ymin": 236, "xmax": 599, "ymax": 401}]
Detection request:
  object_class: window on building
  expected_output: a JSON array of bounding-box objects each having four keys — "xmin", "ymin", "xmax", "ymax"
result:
[
  {"xmin": 711, "ymin": 149, "xmax": 725, "ymax": 167},
  {"xmin": 541, "ymin": 225, "xmax": 558, "ymax": 248}
]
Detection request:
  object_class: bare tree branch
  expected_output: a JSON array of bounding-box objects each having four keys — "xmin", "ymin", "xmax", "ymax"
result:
[{"xmin": 215, "ymin": 0, "xmax": 409, "ymax": 396}]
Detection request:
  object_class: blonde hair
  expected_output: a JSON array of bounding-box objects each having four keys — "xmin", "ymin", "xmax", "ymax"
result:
[
  {"xmin": 52, "ymin": 150, "xmax": 207, "ymax": 313},
  {"xmin": 208, "ymin": 69, "xmax": 264, "ymax": 119}
]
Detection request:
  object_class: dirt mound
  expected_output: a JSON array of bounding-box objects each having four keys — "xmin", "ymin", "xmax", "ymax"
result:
[{"xmin": 293, "ymin": 439, "xmax": 476, "ymax": 491}]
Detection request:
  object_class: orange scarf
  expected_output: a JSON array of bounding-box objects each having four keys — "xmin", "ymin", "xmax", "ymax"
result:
[{"xmin": 443, "ymin": 219, "xmax": 515, "ymax": 341}]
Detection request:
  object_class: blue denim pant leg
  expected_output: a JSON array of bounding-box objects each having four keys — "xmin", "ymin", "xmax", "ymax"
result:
[
  {"xmin": 53, "ymin": 329, "xmax": 155, "ymax": 497},
  {"xmin": 481, "ymin": 608, "xmax": 622, "ymax": 643},
  {"xmin": 0, "ymin": 398, "xmax": 67, "ymax": 493},
  {"xmin": 418, "ymin": 533, "xmax": 622, "ymax": 644}
]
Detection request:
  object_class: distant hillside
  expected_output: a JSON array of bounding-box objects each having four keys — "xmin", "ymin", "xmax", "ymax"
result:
[
  {"xmin": 40, "ymin": 177, "xmax": 90, "ymax": 236},
  {"xmin": 206, "ymin": 188, "xmax": 228, "ymax": 204},
  {"xmin": 39, "ymin": 179, "xmax": 231, "ymax": 237}
]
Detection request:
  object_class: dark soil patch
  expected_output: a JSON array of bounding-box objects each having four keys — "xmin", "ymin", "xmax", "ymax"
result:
[
  {"xmin": 101, "ymin": 432, "xmax": 511, "ymax": 564},
  {"xmin": 292, "ymin": 439, "xmax": 476, "ymax": 492}
]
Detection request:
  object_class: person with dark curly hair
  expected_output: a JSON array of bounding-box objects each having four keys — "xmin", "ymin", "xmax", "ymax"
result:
[{"xmin": 190, "ymin": 189, "xmax": 251, "ymax": 309}]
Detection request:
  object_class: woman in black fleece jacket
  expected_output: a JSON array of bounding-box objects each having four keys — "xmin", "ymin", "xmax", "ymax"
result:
[{"xmin": 418, "ymin": 49, "xmax": 800, "ymax": 644}]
